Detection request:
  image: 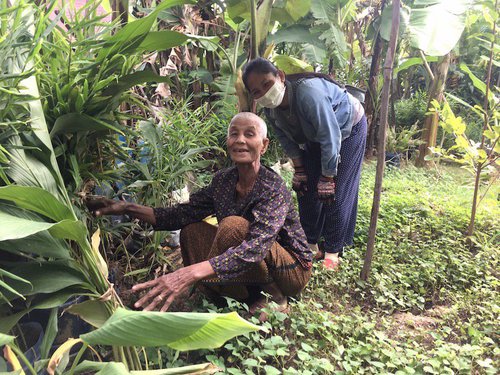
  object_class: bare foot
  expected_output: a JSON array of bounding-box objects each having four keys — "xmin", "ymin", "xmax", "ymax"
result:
[{"xmin": 249, "ymin": 282, "xmax": 289, "ymax": 322}]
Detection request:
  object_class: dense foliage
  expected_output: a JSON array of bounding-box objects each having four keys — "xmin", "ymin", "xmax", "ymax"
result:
[{"xmin": 160, "ymin": 163, "xmax": 500, "ymax": 374}]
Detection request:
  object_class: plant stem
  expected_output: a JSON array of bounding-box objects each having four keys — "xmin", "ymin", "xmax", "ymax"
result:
[
  {"xmin": 68, "ymin": 343, "xmax": 89, "ymax": 375},
  {"xmin": 10, "ymin": 344, "xmax": 36, "ymax": 375},
  {"xmin": 467, "ymin": 0, "xmax": 497, "ymax": 236}
]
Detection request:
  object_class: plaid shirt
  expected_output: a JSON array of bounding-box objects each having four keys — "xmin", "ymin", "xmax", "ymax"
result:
[{"xmin": 153, "ymin": 166, "xmax": 312, "ymax": 280}]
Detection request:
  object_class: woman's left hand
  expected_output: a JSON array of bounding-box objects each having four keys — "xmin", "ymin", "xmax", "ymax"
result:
[
  {"xmin": 317, "ymin": 175, "xmax": 336, "ymax": 204},
  {"xmin": 132, "ymin": 261, "xmax": 215, "ymax": 312}
]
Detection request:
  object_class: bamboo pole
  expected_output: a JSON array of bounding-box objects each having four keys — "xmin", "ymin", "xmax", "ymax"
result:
[{"xmin": 361, "ymin": 0, "xmax": 401, "ymax": 281}]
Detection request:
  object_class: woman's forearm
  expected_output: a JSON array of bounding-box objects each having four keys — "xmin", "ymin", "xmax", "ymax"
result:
[{"xmin": 126, "ymin": 203, "xmax": 156, "ymax": 225}]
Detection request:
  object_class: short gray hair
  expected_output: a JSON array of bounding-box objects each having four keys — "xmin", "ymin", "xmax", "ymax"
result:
[{"xmin": 228, "ymin": 112, "xmax": 268, "ymax": 139}]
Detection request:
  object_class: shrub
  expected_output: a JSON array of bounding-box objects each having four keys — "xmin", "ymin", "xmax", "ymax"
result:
[{"xmin": 395, "ymin": 91, "xmax": 428, "ymax": 129}]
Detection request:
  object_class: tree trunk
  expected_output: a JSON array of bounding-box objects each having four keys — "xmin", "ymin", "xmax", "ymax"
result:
[
  {"xmin": 111, "ymin": 0, "xmax": 129, "ymax": 26},
  {"xmin": 365, "ymin": 0, "xmax": 387, "ymax": 158},
  {"xmin": 415, "ymin": 53, "xmax": 451, "ymax": 167},
  {"xmin": 361, "ymin": 0, "xmax": 401, "ymax": 281},
  {"xmin": 190, "ymin": 46, "xmax": 202, "ymax": 109}
]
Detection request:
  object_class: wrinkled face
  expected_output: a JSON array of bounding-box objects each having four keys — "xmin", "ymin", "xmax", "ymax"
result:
[
  {"xmin": 227, "ymin": 116, "xmax": 269, "ymax": 165},
  {"xmin": 245, "ymin": 71, "xmax": 285, "ymax": 99}
]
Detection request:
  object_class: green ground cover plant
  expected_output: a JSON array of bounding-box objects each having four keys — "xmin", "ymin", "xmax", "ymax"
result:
[{"xmin": 153, "ymin": 162, "xmax": 499, "ymax": 374}]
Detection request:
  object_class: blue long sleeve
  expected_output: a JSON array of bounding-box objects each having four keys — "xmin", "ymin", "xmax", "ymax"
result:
[{"xmin": 295, "ymin": 79, "xmax": 353, "ymax": 176}]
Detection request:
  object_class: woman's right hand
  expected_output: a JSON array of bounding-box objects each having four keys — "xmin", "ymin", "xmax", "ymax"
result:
[{"xmin": 84, "ymin": 196, "xmax": 129, "ymax": 217}]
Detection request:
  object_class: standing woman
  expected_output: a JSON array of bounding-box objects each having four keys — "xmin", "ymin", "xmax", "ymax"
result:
[{"xmin": 242, "ymin": 58, "xmax": 366, "ymax": 270}]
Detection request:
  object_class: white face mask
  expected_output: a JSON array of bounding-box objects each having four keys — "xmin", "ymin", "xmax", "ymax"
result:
[{"xmin": 255, "ymin": 79, "xmax": 286, "ymax": 109}]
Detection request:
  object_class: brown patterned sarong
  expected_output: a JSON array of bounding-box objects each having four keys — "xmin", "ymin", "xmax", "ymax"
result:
[{"xmin": 179, "ymin": 216, "xmax": 311, "ymax": 300}]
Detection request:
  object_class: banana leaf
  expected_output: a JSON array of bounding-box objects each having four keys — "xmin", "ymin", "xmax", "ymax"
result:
[
  {"xmin": 73, "ymin": 360, "xmax": 219, "ymax": 374},
  {"xmin": 81, "ymin": 307, "xmax": 262, "ymax": 351}
]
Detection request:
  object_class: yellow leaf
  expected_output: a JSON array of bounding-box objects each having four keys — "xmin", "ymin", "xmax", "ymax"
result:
[
  {"xmin": 91, "ymin": 228, "xmax": 108, "ymax": 280},
  {"xmin": 455, "ymin": 136, "xmax": 469, "ymax": 149},
  {"xmin": 47, "ymin": 338, "xmax": 82, "ymax": 375},
  {"xmin": 477, "ymin": 149, "xmax": 488, "ymax": 162},
  {"xmin": 204, "ymin": 216, "xmax": 218, "ymax": 226},
  {"xmin": 448, "ymin": 116, "xmax": 466, "ymax": 135},
  {"xmin": 3, "ymin": 345, "xmax": 25, "ymax": 375}
]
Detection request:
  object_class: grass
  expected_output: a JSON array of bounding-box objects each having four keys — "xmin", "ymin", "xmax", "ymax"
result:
[{"xmin": 145, "ymin": 161, "xmax": 499, "ymax": 374}]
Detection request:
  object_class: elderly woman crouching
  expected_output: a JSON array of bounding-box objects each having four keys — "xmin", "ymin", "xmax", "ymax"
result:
[{"xmin": 87, "ymin": 112, "xmax": 313, "ymax": 318}]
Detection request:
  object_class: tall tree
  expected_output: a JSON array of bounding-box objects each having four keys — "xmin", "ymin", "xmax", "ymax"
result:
[{"xmin": 415, "ymin": 52, "xmax": 451, "ymax": 166}]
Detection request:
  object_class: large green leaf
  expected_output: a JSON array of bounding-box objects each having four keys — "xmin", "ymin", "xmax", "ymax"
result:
[
  {"xmin": 273, "ymin": 55, "xmax": 314, "ymax": 74},
  {"xmin": 459, "ymin": 63, "xmax": 494, "ymax": 102},
  {"xmin": 303, "ymin": 44, "xmax": 327, "ymax": 64},
  {"xmin": 4, "ymin": 262, "xmax": 88, "ymax": 297},
  {"xmin": 73, "ymin": 360, "xmax": 219, "ymax": 375},
  {"xmin": 0, "ymin": 211, "xmax": 59, "ymax": 241},
  {"xmin": 102, "ymin": 71, "xmax": 173, "ymax": 98},
  {"xmin": 6, "ymin": 136, "xmax": 61, "ymax": 200},
  {"xmin": 66, "ymin": 299, "xmax": 110, "ymax": 328},
  {"xmin": 226, "ymin": 0, "xmax": 251, "ymax": 22},
  {"xmin": 379, "ymin": 4, "xmax": 411, "ymax": 42},
  {"xmin": 394, "ymin": 56, "xmax": 439, "ymax": 75},
  {"xmin": 136, "ymin": 30, "xmax": 188, "ymax": 52},
  {"xmin": 0, "ymin": 185, "xmax": 73, "ymax": 222},
  {"xmin": 268, "ymin": 24, "xmax": 325, "ymax": 47},
  {"xmin": 271, "ymin": 0, "xmax": 312, "ymax": 24},
  {"xmin": 0, "ymin": 211, "xmax": 85, "ymax": 243},
  {"xmin": 0, "ymin": 333, "xmax": 15, "ymax": 346},
  {"xmin": 380, "ymin": 0, "xmax": 471, "ymax": 56},
  {"xmin": 310, "ymin": 0, "xmax": 348, "ymax": 66},
  {"xmin": 50, "ymin": 113, "xmax": 124, "ymax": 137},
  {"xmin": 97, "ymin": 0, "xmax": 193, "ymax": 61},
  {"xmin": 0, "ymin": 289, "xmax": 83, "ymax": 333},
  {"xmin": 0, "ymin": 231, "xmax": 71, "ymax": 259},
  {"xmin": 408, "ymin": 1, "xmax": 470, "ymax": 56},
  {"xmin": 81, "ymin": 307, "xmax": 261, "ymax": 351},
  {"xmin": 284, "ymin": 0, "xmax": 311, "ymax": 21},
  {"xmin": 0, "ymin": 268, "xmax": 31, "ymax": 300}
]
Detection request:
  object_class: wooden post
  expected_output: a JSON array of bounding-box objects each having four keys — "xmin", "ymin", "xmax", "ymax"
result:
[{"xmin": 361, "ymin": 0, "xmax": 401, "ymax": 281}]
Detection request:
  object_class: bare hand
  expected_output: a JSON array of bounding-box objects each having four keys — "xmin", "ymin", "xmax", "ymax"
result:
[
  {"xmin": 131, "ymin": 262, "xmax": 215, "ymax": 312},
  {"xmin": 84, "ymin": 196, "xmax": 128, "ymax": 217}
]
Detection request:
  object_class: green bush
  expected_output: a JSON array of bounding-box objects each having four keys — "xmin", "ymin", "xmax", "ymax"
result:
[{"xmin": 395, "ymin": 91, "xmax": 428, "ymax": 129}]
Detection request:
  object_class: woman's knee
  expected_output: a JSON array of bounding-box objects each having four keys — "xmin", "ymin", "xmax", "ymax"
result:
[
  {"xmin": 179, "ymin": 221, "xmax": 216, "ymax": 249},
  {"xmin": 217, "ymin": 216, "xmax": 250, "ymax": 243}
]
